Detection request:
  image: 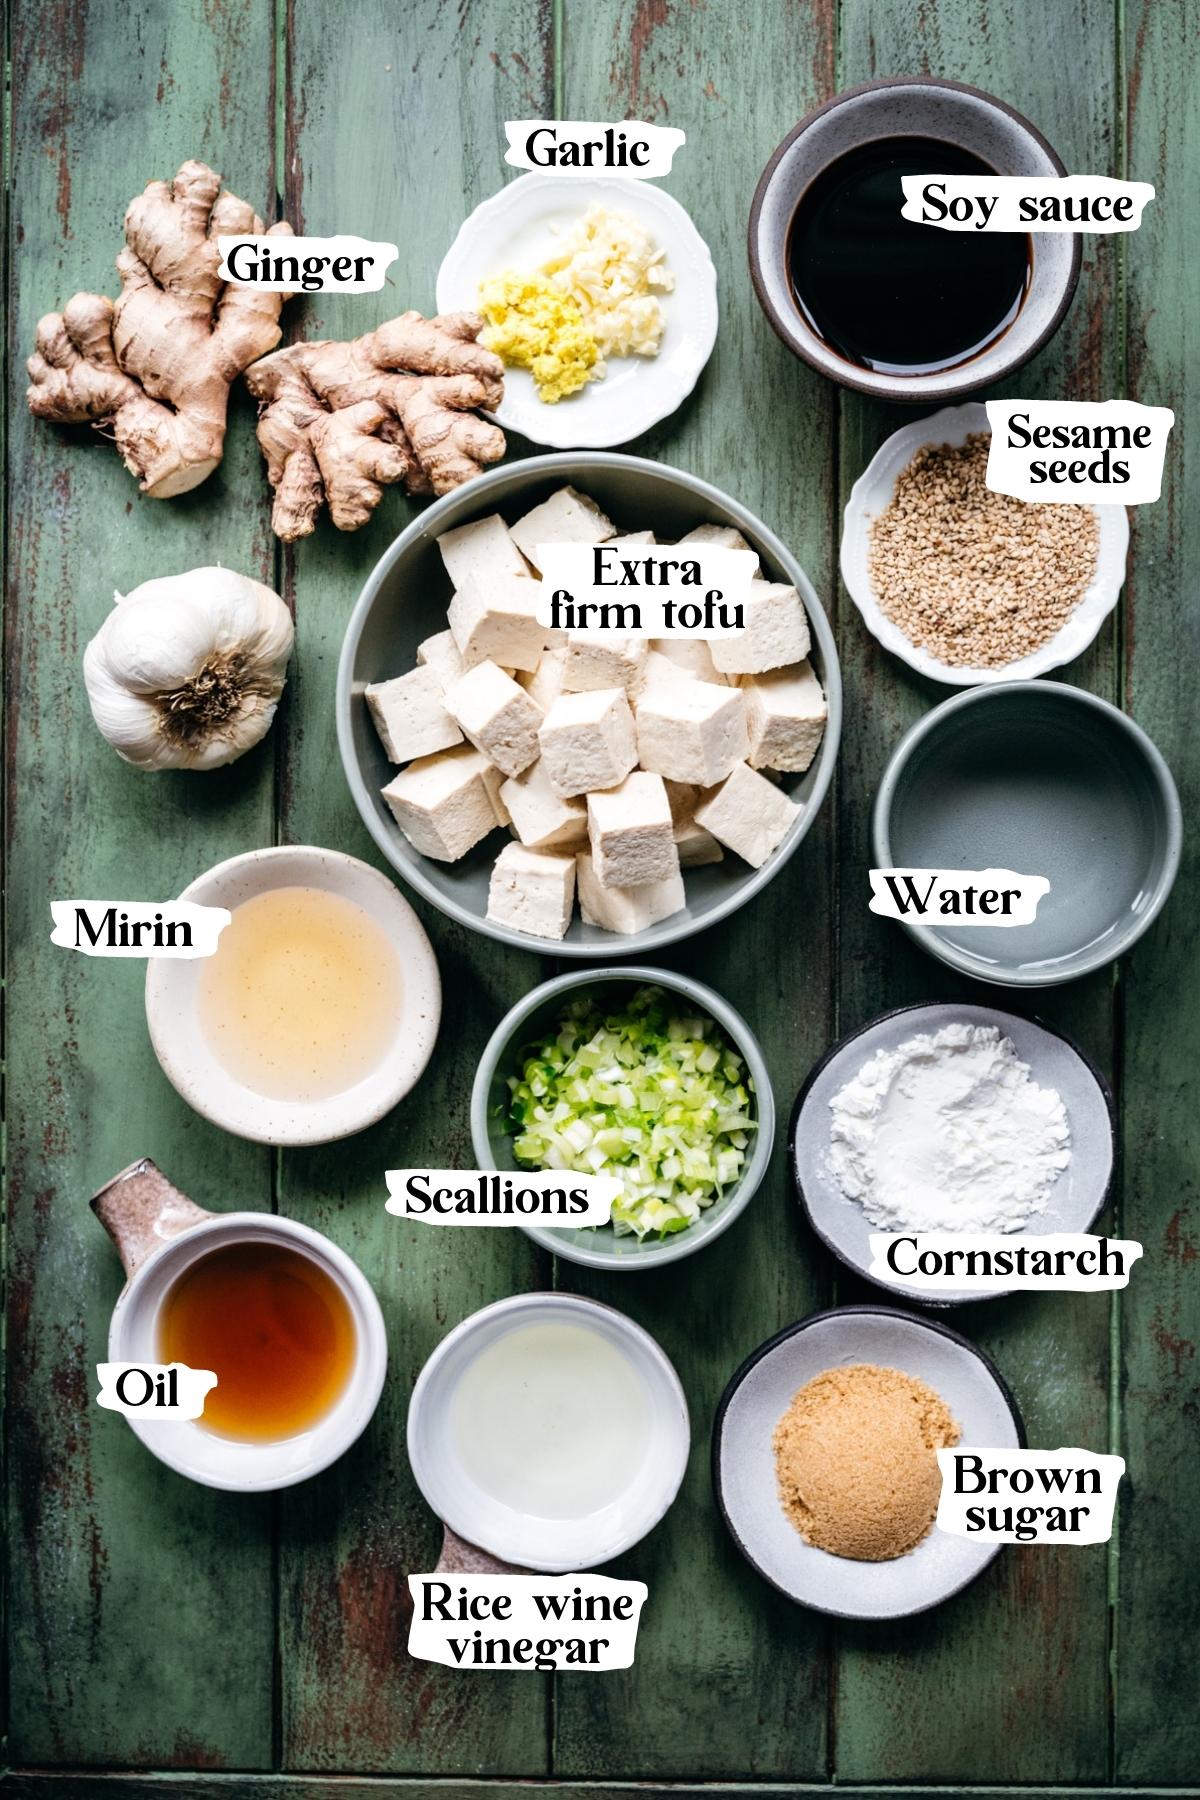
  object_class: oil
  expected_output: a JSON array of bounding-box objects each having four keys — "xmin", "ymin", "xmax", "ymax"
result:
[
  {"xmin": 198, "ymin": 885, "xmax": 401, "ymax": 1102},
  {"xmin": 159, "ymin": 1240, "xmax": 356, "ymax": 1442},
  {"xmin": 787, "ymin": 136, "xmax": 1031, "ymax": 376}
]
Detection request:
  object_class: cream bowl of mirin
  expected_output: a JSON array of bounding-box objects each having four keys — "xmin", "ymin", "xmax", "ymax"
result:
[
  {"xmin": 146, "ymin": 845, "xmax": 441, "ymax": 1145},
  {"xmin": 407, "ymin": 1292, "xmax": 691, "ymax": 1571}
]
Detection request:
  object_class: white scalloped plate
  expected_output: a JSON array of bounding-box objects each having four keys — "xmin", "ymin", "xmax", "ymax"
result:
[
  {"xmin": 840, "ymin": 403, "xmax": 1130, "ymax": 687},
  {"xmin": 436, "ymin": 173, "xmax": 718, "ymax": 449}
]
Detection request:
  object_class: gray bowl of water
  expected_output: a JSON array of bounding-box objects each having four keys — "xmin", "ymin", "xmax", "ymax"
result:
[{"xmin": 873, "ymin": 682, "xmax": 1181, "ymax": 986}]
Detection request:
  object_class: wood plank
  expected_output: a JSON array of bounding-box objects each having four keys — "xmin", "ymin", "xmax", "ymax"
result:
[
  {"xmin": 551, "ymin": 0, "xmax": 839, "ymax": 1781},
  {"xmin": 1114, "ymin": 0, "xmax": 1200, "ymax": 1781},
  {"xmin": 5, "ymin": 0, "xmax": 279, "ymax": 1769},
  {"xmin": 831, "ymin": 0, "xmax": 1120, "ymax": 1782},
  {"xmin": 274, "ymin": 0, "xmax": 555, "ymax": 1775},
  {"xmin": 6, "ymin": 1777, "xmax": 1198, "ymax": 1799}
]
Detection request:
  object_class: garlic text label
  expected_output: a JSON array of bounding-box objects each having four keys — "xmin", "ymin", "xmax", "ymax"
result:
[
  {"xmin": 51, "ymin": 900, "xmax": 231, "ymax": 958},
  {"xmin": 936, "ymin": 1448, "xmax": 1124, "ymax": 1544},
  {"xmin": 869, "ymin": 868, "xmax": 1049, "ymax": 926},
  {"xmin": 901, "ymin": 175, "xmax": 1153, "ymax": 233},
  {"xmin": 871, "ymin": 1233, "xmax": 1144, "ymax": 1294},
  {"xmin": 534, "ymin": 544, "xmax": 758, "ymax": 637},
  {"xmin": 217, "ymin": 234, "xmax": 399, "ymax": 293},
  {"xmin": 985, "ymin": 399, "xmax": 1174, "ymax": 502},
  {"xmin": 504, "ymin": 119, "xmax": 685, "ymax": 177},
  {"xmin": 409, "ymin": 1574, "xmax": 646, "ymax": 1670},
  {"xmin": 385, "ymin": 1169, "xmax": 619, "ymax": 1227},
  {"xmin": 96, "ymin": 1362, "xmax": 217, "ymax": 1421}
]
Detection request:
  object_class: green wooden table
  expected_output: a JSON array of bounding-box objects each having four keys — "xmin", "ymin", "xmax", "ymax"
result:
[{"xmin": 5, "ymin": 0, "xmax": 1197, "ymax": 1792}]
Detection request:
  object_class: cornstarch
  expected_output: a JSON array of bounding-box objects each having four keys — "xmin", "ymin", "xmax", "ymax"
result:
[{"xmin": 826, "ymin": 1022, "xmax": 1071, "ymax": 1233}]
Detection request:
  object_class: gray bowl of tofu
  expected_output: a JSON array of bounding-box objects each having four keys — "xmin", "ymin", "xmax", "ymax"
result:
[{"xmin": 336, "ymin": 453, "xmax": 841, "ymax": 954}]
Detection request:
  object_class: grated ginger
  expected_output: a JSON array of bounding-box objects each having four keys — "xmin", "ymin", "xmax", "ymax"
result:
[
  {"xmin": 480, "ymin": 203, "xmax": 674, "ymax": 403},
  {"xmin": 478, "ymin": 273, "xmax": 599, "ymax": 403}
]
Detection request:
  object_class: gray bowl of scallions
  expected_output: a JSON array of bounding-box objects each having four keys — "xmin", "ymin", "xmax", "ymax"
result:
[{"xmin": 470, "ymin": 968, "xmax": 775, "ymax": 1269}]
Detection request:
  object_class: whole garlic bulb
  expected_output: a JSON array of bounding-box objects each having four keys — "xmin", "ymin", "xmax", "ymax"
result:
[{"xmin": 83, "ymin": 567, "xmax": 294, "ymax": 771}]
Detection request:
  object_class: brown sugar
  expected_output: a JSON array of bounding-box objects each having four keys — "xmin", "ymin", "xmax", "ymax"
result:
[{"xmin": 772, "ymin": 1362, "xmax": 960, "ymax": 1561}]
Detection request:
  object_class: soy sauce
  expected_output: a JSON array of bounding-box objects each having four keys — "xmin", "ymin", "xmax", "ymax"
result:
[{"xmin": 787, "ymin": 137, "xmax": 1030, "ymax": 376}]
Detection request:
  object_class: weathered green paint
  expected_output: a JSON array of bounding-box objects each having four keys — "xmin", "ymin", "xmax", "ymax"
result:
[
  {"xmin": 1115, "ymin": 0, "xmax": 1200, "ymax": 1780},
  {"xmin": 3, "ymin": 0, "xmax": 1196, "ymax": 1787},
  {"xmin": 5, "ymin": 0, "xmax": 279, "ymax": 1770}
]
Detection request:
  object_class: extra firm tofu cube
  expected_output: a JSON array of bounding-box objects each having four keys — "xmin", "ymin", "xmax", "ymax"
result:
[
  {"xmin": 635, "ymin": 680, "xmax": 748, "ymax": 786},
  {"xmin": 365, "ymin": 665, "xmax": 463, "ymax": 763},
  {"xmin": 639, "ymin": 648, "xmax": 697, "ymax": 699},
  {"xmin": 677, "ymin": 522, "xmax": 761, "ymax": 577},
  {"xmin": 576, "ymin": 851, "xmax": 686, "ymax": 935},
  {"xmin": 509, "ymin": 486, "xmax": 615, "ymax": 571},
  {"xmin": 538, "ymin": 688, "xmax": 638, "ymax": 798},
  {"xmin": 663, "ymin": 778, "xmax": 704, "ymax": 824},
  {"xmin": 675, "ymin": 818, "xmax": 724, "ymax": 867},
  {"xmin": 480, "ymin": 762, "xmax": 511, "ymax": 828},
  {"xmin": 381, "ymin": 745, "xmax": 498, "ymax": 862},
  {"xmin": 711, "ymin": 583, "xmax": 810, "ymax": 675},
  {"xmin": 487, "ymin": 842, "xmax": 576, "ymax": 941},
  {"xmin": 742, "ymin": 661, "xmax": 828, "ymax": 772},
  {"xmin": 518, "ymin": 647, "xmax": 568, "ymax": 713},
  {"xmin": 562, "ymin": 631, "xmax": 649, "ymax": 696},
  {"xmin": 445, "ymin": 661, "xmax": 542, "ymax": 778},
  {"xmin": 587, "ymin": 771, "xmax": 679, "ymax": 889},
  {"xmin": 437, "ymin": 512, "xmax": 529, "ymax": 588},
  {"xmin": 651, "ymin": 637, "xmax": 727, "ymax": 684},
  {"xmin": 416, "ymin": 628, "xmax": 465, "ymax": 693},
  {"xmin": 500, "ymin": 758, "xmax": 588, "ymax": 850},
  {"xmin": 694, "ymin": 761, "xmax": 800, "ymax": 868},
  {"xmin": 449, "ymin": 573, "xmax": 546, "ymax": 673}
]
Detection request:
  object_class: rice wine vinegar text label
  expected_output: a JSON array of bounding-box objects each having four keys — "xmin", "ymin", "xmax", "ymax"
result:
[
  {"xmin": 871, "ymin": 1233, "xmax": 1144, "ymax": 1294},
  {"xmin": 385, "ymin": 1170, "xmax": 619, "ymax": 1226},
  {"xmin": 868, "ymin": 868, "xmax": 1049, "ymax": 925},
  {"xmin": 96, "ymin": 1362, "xmax": 217, "ymax": 1420},
  {"xmin": 986, "ymin": 399, "xmax": 1174, "ymax": 502},
  {"xmin": 937, "ymin": 1447, "xmax": 1124, "ymax": 1544},
  {"xmin": 900, "ymin": 175, "xmax": 1153, "ymax": 233},
  {"xmin": 504, "ymin": 120, "xmax": 684, "ymax": 176},
  {"xmin": 409, "ymin": 1575, "xmax": 647, "ymax": 1670},
  {"xmin": 51, "ymin": 900, "xmax": 230, "ymax": 957}
]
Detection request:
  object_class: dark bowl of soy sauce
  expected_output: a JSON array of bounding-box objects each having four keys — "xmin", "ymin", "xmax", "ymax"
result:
[{"xmin": 749, "ymin": 78, "xmax": 1080, "ymax": 401}]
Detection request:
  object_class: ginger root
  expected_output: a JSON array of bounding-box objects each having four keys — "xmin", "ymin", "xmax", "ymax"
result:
[
  {"xmin": 27, "ymin": 160, "xmax": 290, "ymax": 498},
  {"xmin": 244, "ymin": 311, "xmax": 507, "ymax": 540}
]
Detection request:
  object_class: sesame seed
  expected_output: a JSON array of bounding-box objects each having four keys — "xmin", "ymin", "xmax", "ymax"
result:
[{"xmin": 866, "ymin": 434, "xmax": 1100, "ymax": 669}]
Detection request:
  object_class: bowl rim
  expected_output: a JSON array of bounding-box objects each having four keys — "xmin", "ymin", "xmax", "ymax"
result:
[
  {"xmin": 468, "ymin": 963, "xmax": 776, "ymax": 1269},
  {"xmin": 335, "ymin": 450, "xmax": 842, "ymax": 956},
  {"xmin": 747, "ymin": 74, "xmax": 1082, "ymax": 401},
  {"xmin": 838, "ymin": 401, "xmax": 1131, "ymax": 686},
  {"xmin": 145, "ymin": 843, "xmax": 441, "ymax": 1145},
  {"xmin": 872, "ymin": 680, "xmax": 1184, "ymax": 985},
  {"xmin": 406, "ymin": 1288, "xmax": 691, "ymax": 1570},
  {"xmin": 710, "ymin": 1301, "xmax": 1027, "ymax": 1619},
  {"xmin": 786, "ymin": 999, "xmax": 1117, "ymax": 1306}
]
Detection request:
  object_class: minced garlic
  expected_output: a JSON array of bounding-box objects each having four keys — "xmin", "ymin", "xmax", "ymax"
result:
[{"xmin": 480, "ymin": 203, "xmax": 674, "ymax": 402}]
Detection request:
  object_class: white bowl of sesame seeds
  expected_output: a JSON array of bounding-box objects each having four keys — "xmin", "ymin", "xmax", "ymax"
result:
[{"xmin": 840, "ymin": 403, "xmax": 1129, "ymax": 687}]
